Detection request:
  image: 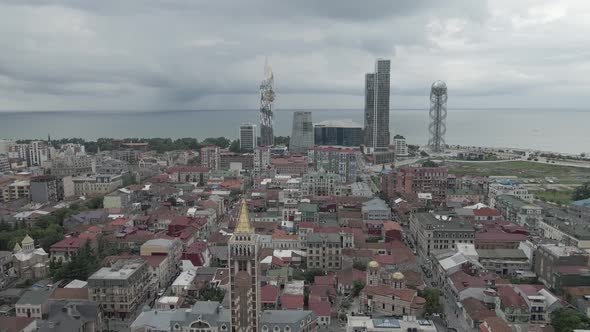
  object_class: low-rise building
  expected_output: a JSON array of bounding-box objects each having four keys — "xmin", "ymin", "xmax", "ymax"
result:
[
  {"xmin": 301, "ymin": 168, "xmax": 342, "ymax": 197},
  {"xmin": 346, "ymin": 316, "xmax": 437, "ymax": 332},
  {"xmin": 495, "ymin": 195, "xmax": 543, "ymax": 229},
  {"xmin": 362, "ymin": 197, "xmax": 391, "ymax": 221},
  {"xmin": 260, "ymin": 310, "xmax": 318, "ymax": 332},
  {"xmin": 15, "ymin": 288, "xmax": 51, "ymax": 319},
  {"xmin": 72, "ymin": 174, "xmax": 122, "ymax": 196},
  {"xmin": 488, "ymin": 182, "xmax": 532, "ymax": 208},
  {"xmin": 0, "ymin": 179, "xmax": 30, "ymax": 202},
  {"xmin": 476, "ymin": 248, "xmax": 530, "ymax": 277},
  {"xmin": 130, "ymin": 301, "xmax": 230, "ymax": 332},
  {"xmin": 409, "ymin": 213, "xmax": 475, "ymax": 257},
  {"xmin": 533, "ymin": 244, "xmax": 589, "ymax": 289},
  {"xmin": 539, "ymin": 207, "xmax": 590, "ymax": 249}
]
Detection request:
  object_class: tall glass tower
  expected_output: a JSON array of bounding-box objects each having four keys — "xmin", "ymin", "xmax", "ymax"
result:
[
  {"xmin": 363, "ymin": 59, "xmax": 391, "ymax": 152},
  {"xmin": 289, "ymin": 111, "xmax": 314, "ymax": 153}
]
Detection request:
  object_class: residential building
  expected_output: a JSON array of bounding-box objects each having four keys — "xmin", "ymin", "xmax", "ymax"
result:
[
  {"xmin": 571, "ymin": 198, "xmax": 590, "ymax": 220},
  {"xmin": 307, "ymin": 146, "xmax": 362, "ymax": 183},
  {"xmin": 50, "ymin": 237, "xmax": 88, "ymax": 262},
  {"xmin": 476, "ymin": 248, "xmax": 530, "ymax": 277},
  {"xmin": 229, "ymin": 200, "xmax": 260, "ymax": 331},
  {"xmin": 533, "ymin": 244, "xmax": 589, "ymax": 289},
  {"xmin": 362, "ymin": 197, "xmax": 391, "ymax": 220},
  {"xmin": 239, "ymin": 123, "xmax": 257, "ymax": 152},
  {"xmin": 272, "ymin": 156, "xmax": 308, "ymax": 176},
  {"xmin": 37, "ymin": 299, "xmax": 101, "ymax": 332},
  {"xmin": 130, "ymin": 301, "xmax": 230, "ymax": 332},
  {"xmin": 253, "ymin": 146, "xmax": 271, "ymax": 179},
  {"xmin": 47, "ymin": 155, "xmax": 95, "ymax": 177},
  {"xmin": 488, "ymin": 181, "xmax": 532, "ymax": 208},
  {"xmin": 87, "ymin": 259, "xmax": 151, "ymax": 319},
  {"xmin": 495, "ymin": 195, "xmax": 543, "ymax": 229},
  {"xmin": 363, "ymin": 59, "xmax": 391, "ymax": 152},
  {"xmin": 346, "ymin": 316, "xmax": 436, "ymax": 332},
  {"xmin": 301, "ymin": 168, "xmax": 342, "ymax": 197},
  {"xmin": 409, "ymin": 213, "xmax": 476, "ymax": 256},
  {"xmin": 539, "ymin": 207, "xmax": 590, "ymax": 249},
  {"xmin": 290, "ymin": 111, "xmax": 314, "ymax": 154},
  {"xmin": 396, "ymin": 166, "xmax": 448, "ymax": 206},
  {"xmin": 313, "ymin": 120, "xmax": 362, "ymax": 147},
  {"xmin": 72, "ymin": 174, "xmax": 122, "ymax": 196},
  {"xmin": 306, "ymin": 233, "xmax": 342, "ymax": 271},
  {"xmin": 393, "ymin": 135, "xmax": 408, "ymax": 156},
  {"xmin": 260, "ymin": 310, "xmax": 318, "ymax": 332},
  {"xmin": 95, "ymin": 158, "xmax": 129, "ymax": 175},
  {"xmin": 15, "ymin": 288, "xmax": 51, "ymax": 319},
  {"xmin": 140, "ymin": 238, "xmax": 182, "ymax": 279},
  {"xmin": 219, "ymin": 152, "xmax": 254, "ymax": 171},
  {"xmin": 30, "ymin": 175, "xmax": 63, "ymax": 204},
  {"xmin": 26, "ymin": 141, "xmax": 50, "ymax": 167},
  {"xmin": 167, "ymin": 166, "xmax": 210, "ymax": 184},
  {"xmin": 201, "ymin": 145, "xmax": 220, "ymax": 170},
  {"xmin": 0, "ymin": 154, "xmax": 10, "ymax": 173},
  {"xmin": 513, "ymin": 284, "xmax": 562, "ymax": 325},
  {"xmin": 0, "ymin": 179, "xmax": 30, "ymax": 202}
]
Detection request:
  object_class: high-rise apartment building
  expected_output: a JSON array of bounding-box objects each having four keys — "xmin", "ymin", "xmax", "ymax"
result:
[
  {"xmin": 393, "ymin": 135, "xmax": 408, "ymax": 156},
  {"xmin": 253, "ymin": 146, "xmax": 271, "ymax": 178},
  {"xmin": 30, "ymin": 175, "xmax": 64, "ymax": 203},
  {"xmin": 200, "ymin": 145, "xmax": 220, "ymax": 170},
  {"xmin": 229, "ymin": 200, "xmax": 260, "ymax": 331},
  {"xmin": 239, "ymin": 123, "xmax": 257, "ymax": 152},
  {"xmin": 363, "ymin": 59, "xmax": 391, "ymax": 151},
  {"xmin": 289, "ymin": 111, "xmax": 314, "ymax": 154}
]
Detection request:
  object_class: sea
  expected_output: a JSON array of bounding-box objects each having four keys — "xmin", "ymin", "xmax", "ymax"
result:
[{"xmin": 0, "ymin": 108, "xmax": 588, "ymax": 154}]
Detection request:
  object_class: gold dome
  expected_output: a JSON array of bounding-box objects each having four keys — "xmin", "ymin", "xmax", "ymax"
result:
[
  {"xmin": 367, "ymin": 261, "xmax": 380, "ymax": 269},
  {"xmin": 391, "ymin": 272, "xmax": 405, "ymax": 280}
]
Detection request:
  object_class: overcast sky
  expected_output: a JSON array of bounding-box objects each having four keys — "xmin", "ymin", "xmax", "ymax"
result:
[{"xmin": 0, "ymin": 0, "xmax": 589, "ymax": 111}]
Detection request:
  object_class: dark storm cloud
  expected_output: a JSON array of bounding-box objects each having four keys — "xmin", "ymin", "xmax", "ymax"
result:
[{"xmin": 0, "ymin": 0, "xmax": 587, "ymax": 110}]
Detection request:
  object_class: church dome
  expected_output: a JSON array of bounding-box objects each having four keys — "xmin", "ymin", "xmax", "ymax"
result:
[
  {"xmin": 367, "ymin": 261, "xmax": 380, "ymax": 269},
  {"xmin": 21, "ymin": 235, "xmax": 34, "ymax": 245},
  {"xmin": 391, "ymin": 272, "xmax": 405, "ymax": 280}
]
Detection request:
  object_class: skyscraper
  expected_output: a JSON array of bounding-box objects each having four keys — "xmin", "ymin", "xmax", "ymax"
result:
[
  {"xmin": 289, "ymin": 111, "xmax": 314, "ymax": 154},
  {"xmin": 259, "ymin": 59, "xmax": 275, "ymax": 147},
  {"xmin": 363, "ymin": 59, "xmax": 391, "ymax": 152},
  {"xmin": 428, "ymin": 81, "xmax": 448, "ymax": 152},
  {"xmin": 239, "ymin": 123, "xmax": 257, "ymax": 152},
  {"xmin": 229, "ymin": 199, "xmax": 260, "ymax": 332}
]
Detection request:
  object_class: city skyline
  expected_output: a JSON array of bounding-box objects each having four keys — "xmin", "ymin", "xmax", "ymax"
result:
[{"xmin": 0, "ymin": 1, "xmax": 589, "ymax": 111}]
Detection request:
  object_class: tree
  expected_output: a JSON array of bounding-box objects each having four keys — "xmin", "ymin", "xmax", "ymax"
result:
[
  {"xmin": 229, "ymin": 139, "xmax": 240, "ymax": 153},
  {"xmin": 551, "ymin": 308, "xmax": 590, "ymax": 332},
  {"xmin": 303, "ymin": 269, "xmax": 325, "ymax": 284},
  {"xmin": 197, "ymin": 285, "xmax": 225, "ymax": 302},
  {"xmin": 421, "ymin": 288, "xmax": 443, "ymax": 316},
  {"xmin": 353, "ymin": 260, "xmax": 367, "ymax": 271},
  {"xmin": 274, "ymin": 136, "xmax": 290, "ymax": 146},
  {"xmin": 422, "ymin": 159, "xmax": 438, "ymax": 167},
  {"xmin": 187, "ymin": 156, "xmax": 200, "ymax": 165},
  {"xmin": 573, "ymin": 182, "xmax": 590, "ymax": 201},
  {"xmin": 351, "ymin": 280, "xmax": 365, "ymax": 297},
  {"xmin": 420, "ymin": 151, "xmax": 429, "ymax": 157}
]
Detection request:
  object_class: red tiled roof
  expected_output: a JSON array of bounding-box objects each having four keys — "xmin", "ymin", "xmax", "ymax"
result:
[
  {"xmin": 167, "ymin": 166, "xmax": 209, "ymax": 173},
  {"xmin": 480, "ymin": 317, "xmax": 512, "ymax": 332},
  {"xmin": 556, "ymin": 265, "xmax": 590, "ymax": 275},
  {"xmin": 362, "ymin": 285, "xmax": 418, "ymax": 303},
  {"xmin": 514, "ymin": 284, "xmax": 546, "ymax": 296},
  {"xmin": 462, "ymin": 297, "xmax": 496, "ymax": 321},
  {"xmin": 272, "ymin": 229, "xmax": 298, "ymax": 240},
  {"xmin": 473, "ymin": 208, "xmax": 502, "ymax": 217},
  {"xmin": 383, "ymin": 221, "xmax": 402, "ymax": 231},
  {"xmin": 314, "ymin": 275, "xmax": 334, "ymax": 286},
  {"xmin": 50, "ymin": 237, "xmax": 87, "ymax": 250},
  {"xmin": 140, "ymin": 255, "xmax": 167, "ymax": 268},
  {"xmin": 336, "ymin": 268, "xmax": 366, "ymax": 287},
  {"xmin": 497, "ymin": 286, "xmax": 527, "ymax": 308},
  {"xmin": 309, "ymin": 300, "xmax": 331, "ymax": 317},
  {"xmin": 0, "ymin": 317, "xmax": 36, "ymax": 332},
  {"xmin": 475, "ymin": 229, "xmax": 527, "ymax": 242},
  {"xmin": 261, "ymin": 285, "xmax": 279, "ymax": 304},
  {"xmin": 281, "ymin": 294, "xmax": 304, "ymax": 310},
  {"xmin": 449, "ymin": 271, "xmax": 487, "ymax": 292}
]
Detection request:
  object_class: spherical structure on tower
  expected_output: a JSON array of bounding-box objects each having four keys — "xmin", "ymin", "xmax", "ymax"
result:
[
  {"xmin": 431, "ymin": 81, "xmax": 447, "ymax": 95},
  {"xmin": 367, "ymin": 261, "xmax": 380, "ymax": 269}
]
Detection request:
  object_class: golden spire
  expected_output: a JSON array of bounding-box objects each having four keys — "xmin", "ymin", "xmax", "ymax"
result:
[{"xmin": 235, "ymin": 199, "xmax": 253, "ymax": 234}]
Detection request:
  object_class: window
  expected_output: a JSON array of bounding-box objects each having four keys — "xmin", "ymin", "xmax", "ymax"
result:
[{"xmin": 273, "ymin": 326, "xmax": 280, "ymax": 332}]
